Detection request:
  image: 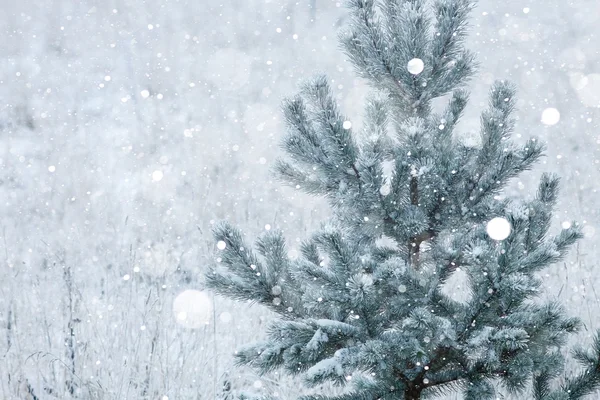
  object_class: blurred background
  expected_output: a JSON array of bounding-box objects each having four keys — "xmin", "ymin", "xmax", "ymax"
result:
[{"xmin": 0, "ymin": 0, "xmax": 599, "ymax": 398}]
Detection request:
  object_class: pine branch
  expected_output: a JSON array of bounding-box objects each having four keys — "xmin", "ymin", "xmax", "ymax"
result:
[{"xmin": 203, "ymin": 1, "xmax": 596, "ymax": 399}]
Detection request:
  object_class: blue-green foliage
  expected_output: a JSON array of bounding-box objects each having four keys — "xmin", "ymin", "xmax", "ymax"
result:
[{"xmin": 205, "ymin": 0, "xmax": 600, "ymax": 399}]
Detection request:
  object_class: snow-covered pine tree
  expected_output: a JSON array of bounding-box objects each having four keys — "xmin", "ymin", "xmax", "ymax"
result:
[{"xmin": 205, "ymin": 0, "xmax": 600, "ymax": 399}]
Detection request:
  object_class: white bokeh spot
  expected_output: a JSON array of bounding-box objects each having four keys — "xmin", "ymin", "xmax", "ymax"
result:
[
  {"xmin": 486, "ymin": 217, "xmax": 512, "ymax": 241},
  {"xmin": 152, "ymin": 170, "xmax": 164, "ymax": 182},
  {"xmin": 219, "ymin": 312, "xmax": 232, "ymax": 323},
  {"xmin": 583, "ymin": 225, "xmax": 595, "ymax": 238},
  {"xmin": 407, "ymin": 58, "xmax": 425, "ymax": 75},
  {"xmin": 541, "ymin": 108, "xmax": 560, "ymax": 126},
  {"xmin": 173, "ymin": 290, "xmax": 212, "ymax": 329},
  {"xmin": 573, "ymin": 73, "xmax": 600, "ymax": 108}
]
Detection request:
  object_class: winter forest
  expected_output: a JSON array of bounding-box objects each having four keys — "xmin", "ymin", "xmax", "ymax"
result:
[{"xmin": 2, "ymin": 0, "xmax": 600, "ymax": 399}]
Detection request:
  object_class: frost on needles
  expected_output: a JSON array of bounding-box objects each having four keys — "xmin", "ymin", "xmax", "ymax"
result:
[{"xmin": 204, "ymin": 0, "xmax": 600, "ymax": 399}]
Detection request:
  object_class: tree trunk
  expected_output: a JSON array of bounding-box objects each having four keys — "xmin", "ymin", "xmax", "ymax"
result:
[{"xmin": 404, "ymin": 386, "xmax": 422, "ymax": 400}]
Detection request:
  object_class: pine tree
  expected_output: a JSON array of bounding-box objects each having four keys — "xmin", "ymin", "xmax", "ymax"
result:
[{"xmin": 204, "ymin": 1, "xmax": 600, "ymax": 399}]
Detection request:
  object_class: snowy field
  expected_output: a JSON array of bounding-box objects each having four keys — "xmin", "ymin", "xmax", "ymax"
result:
[{"xmin": 1, "ymin": 0, "xmax": 599, "ymax": 398}]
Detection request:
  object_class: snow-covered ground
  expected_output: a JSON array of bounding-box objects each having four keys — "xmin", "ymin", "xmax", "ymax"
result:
[{"xmin": 0, "ymin": 0, "xmax": 599, "ymax": 398}]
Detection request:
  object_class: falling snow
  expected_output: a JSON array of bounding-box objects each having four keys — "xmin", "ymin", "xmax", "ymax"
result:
[{"xmin": 1, "ymin": 1, "xmax": 599, "ymax": 399}]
